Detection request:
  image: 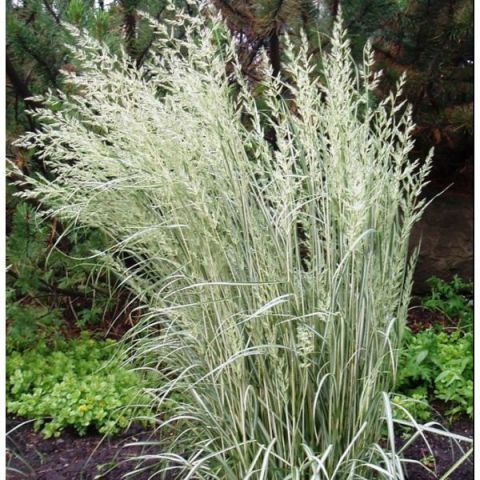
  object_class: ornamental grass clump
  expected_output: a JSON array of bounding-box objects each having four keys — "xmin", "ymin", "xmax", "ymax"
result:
[{"xmin": 16, "ymin": 11, "xmax": 434, "ymax": 479}]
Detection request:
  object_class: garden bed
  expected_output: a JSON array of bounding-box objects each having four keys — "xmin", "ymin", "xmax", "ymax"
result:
[
  {"xmin": 7, "ymin": 414, "xmax": 473, "ymax": 480},
  {"xmin": 6, "ymin": 418, "xmax": 163, "ymax": 480},
  {"xmin": 401, "ymin": 414, "xmax": 473, "ymax": 480}
]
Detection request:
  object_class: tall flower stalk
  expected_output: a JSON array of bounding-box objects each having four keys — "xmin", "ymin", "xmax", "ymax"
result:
[{"xmin": 16, "ymin": 11, "xmax": 433, "ymax": 479}]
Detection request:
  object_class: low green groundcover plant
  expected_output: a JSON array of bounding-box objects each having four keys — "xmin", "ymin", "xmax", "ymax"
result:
[
  {"xmin": 13, "ymin": 8, "xmax": 472, "ymax": 479},
  {"xmin": 387, "ymin": 278, "xmax": 474, "ymax": 471},
  {"xmin": 397, "ymin": 328, "xmax": 473, "ymax": 419},
  {"xmin": 422, "ymin": 275, "xmax": 473, "ymax": 331},
  {"xmin": 7, "ymin": 333, "xmax": 151, "ymax": 438},
  {"xmin": 391, "ymin": 387, "xmax": 433, "ymax": 424},
  {"xmin": 395, "ymin": 276, "xmax": 473, "ymax": 420}
]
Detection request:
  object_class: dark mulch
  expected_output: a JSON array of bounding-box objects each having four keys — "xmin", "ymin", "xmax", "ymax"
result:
[
  {"xmin": 406, "ymin": 306, "xmax": 459, "ymax": 334},
  {"xmin": 401, "ymin": 414, "xmax": 473, "ymax": 480},
  {"xmin": 6, "ymin": 418, "xmax": 169, "ymax": 480},
  {"xmin": 6, "ymin": 413, "xmax": 473, "ymax": 480}
]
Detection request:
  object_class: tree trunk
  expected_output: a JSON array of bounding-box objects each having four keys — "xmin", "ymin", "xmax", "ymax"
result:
[
  {"xmin": 124, "ymin": 8, "xmax": 136, "ymax": 57},
  {"xmin": 6, "ymin": 52, "xmax": 39, "ymax": 107},
  {"xmin": 269, "ymin": 30, "xmax": 281, "ymax": 77},
  {"xmin": 331, "ymin": 0, "xmax": 340, "ymax": 18}
]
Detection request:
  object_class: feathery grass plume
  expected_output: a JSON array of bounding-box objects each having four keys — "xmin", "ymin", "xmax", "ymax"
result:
[{"xmin": 15, "ymin": 9, "xmax": 436, "ymax": 479}]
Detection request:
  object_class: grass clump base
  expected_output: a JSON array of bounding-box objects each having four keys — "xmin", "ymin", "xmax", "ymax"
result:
[{"xmin": 14, "ymin": 10, "xmax": 440, "ymax": 479}]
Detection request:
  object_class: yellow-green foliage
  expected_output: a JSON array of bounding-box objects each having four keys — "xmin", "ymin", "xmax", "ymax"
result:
[{"xmin": 7, "ymin": 333, "xmax": 151, "ymax": 438}]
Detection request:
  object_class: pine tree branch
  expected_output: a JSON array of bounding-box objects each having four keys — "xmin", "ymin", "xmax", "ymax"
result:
[
  {"xmin": 345, "ymin": 1, "xmax": 374, "ymax": 30},
  {"xmin": 265, "ymin": 0, "xmax": 286, "ymax": 78},
  {"xmin": 271, "ymin": 0, "xmax": 286, "ymax": 20},
  {"xmin": 213, "ymin": 0, "xmax": 254, "ymax": 25},
  {"xmin": 6, "ymin": 52, "xmax": 40, "ymax": 108},
  {"xmin": 124, "ymin": 10, "xmax": 137, "ymax": 56},
  {"xmin": 135, "ymin": 5, "xmax": 167, "ymax": 68},
  {"xmin": 6, "ymin": 52, "xmax": 49, "ymax": 170},
  {"xmin": 42, "ymin": 0, "xmax": 60, "ymax": 24},
  {"xmin": 14, "ymin": 33, "xmax": 59, "ymax": 87}
]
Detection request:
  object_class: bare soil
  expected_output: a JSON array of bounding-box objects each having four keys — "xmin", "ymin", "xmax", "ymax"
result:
[
  {"xmin": 406, "ymin": 306, "xmax": 458, "ymax": 334},
  {"xmin": 6, "ymin": 418, "xmax": 166, "ymax": 480},
  {"xmin": 6, "ymin": 413, "xmax": 472, "ymax": 480},
  {"xmin": 401, "ymin": 414, "xmax": 473, "ymax": 480}
]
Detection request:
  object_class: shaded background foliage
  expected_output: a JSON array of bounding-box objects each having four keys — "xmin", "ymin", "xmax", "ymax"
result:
[
  {"xmin": 7, "ymin": 0, "xmax": 473, "ymax": 163},
  {"xmin": 210, "ymin": 0, "xmax": 473, "ymax": 177}
]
